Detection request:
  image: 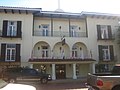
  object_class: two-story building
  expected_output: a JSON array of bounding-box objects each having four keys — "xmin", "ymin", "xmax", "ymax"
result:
[{"xmin": 0, "ymin": 6, "xmax": 119, "ymax": 80}]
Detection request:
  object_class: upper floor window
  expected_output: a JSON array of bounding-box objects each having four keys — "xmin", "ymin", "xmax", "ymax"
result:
[
  {"xmin": 7, "ymin": 21, "xmax": 17, "ymax": 36},
  {"xmin": 70, "ymin": 25, "xmax": 77, "ymax": 37},
  {"xmin": 41, "ymin": 24, "xmax": 49, "ymax": 36},
  {"xmin": 2, "ymin": 20, "xmax": 22, "ymax": 38},
  {"xmin": 98, "ymin": 45, "xmax": 114, "ymax": 61},
  {"xmin": 101, "ymin": 25, "xmax": 108, "ymax": 39},
  {"xmin": 97, "ymin": 25, "xmax": 112, "ymax": 40},
  {"xmin": 41, "ymin": 46, "xmax": 48, "ymax": 58}
]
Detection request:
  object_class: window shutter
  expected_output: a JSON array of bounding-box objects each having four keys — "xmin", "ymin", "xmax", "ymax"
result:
[
  {"xmin": 109, "ymin": 45, "xmax": 114, "ymax": 60},
  {"xmin": 2, "ymin": 20, "xmax": 8, "ymax": 37},
  {"xmin": 1, "ymin": 44, "xmax": 6, "ymax": 61},
  {"xmin": 17, "ymin": 21, "xmax": 22, "ymax": 38},
  {"xmin": 97, "ymin": 25, "xmax": 101, "ymax": 39},
  {"xmin": 108, "ymin": 25, "xmax": 112, "ymax": 39},
  {"xmin": 98, "ymin": 45, "xmax": 103, "ymax": 60},
  {"xmin": 16, "ymin": 44, "xmax": 21, "ymax": 62}
]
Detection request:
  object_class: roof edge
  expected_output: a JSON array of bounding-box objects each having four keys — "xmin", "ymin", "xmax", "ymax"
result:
[{"xmin": 0, "ymin": 6, "xmax": 42, "ymax": 11}]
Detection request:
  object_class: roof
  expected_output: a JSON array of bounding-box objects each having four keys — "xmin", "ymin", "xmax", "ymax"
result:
[
  {"xmin": 81, "ymin": 11, "xmax": 120, "ymax": 19},
  {"xmin": 0, "ymin": 6, "xmax": 120, "ymax": 19},
  {"xmin": 0, "ymin": 6, "xmax": 41, "ymax": 14},
  {"xmin": 35, "ymin": 11, "xmax": 84, "ymax": 19}
]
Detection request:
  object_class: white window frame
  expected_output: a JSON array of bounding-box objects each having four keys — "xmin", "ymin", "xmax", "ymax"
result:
[
  {"xmin": 41, "ymin": 46, "xmax": 49, "ymax": 58},
  {"xmin": 70, "ymin": 25, "xmax": 77, "ymax": 37},
  {"xmin": 7, "ymin": 21, "xmax": 17, "ymax": 36},
  {"xmin": 72, "ymin": 50, "xmax": 77, "ymax": 58},
  {"xmin": 5, "ymin": 44, "xmax": 16, "ymax": 61},
  {"xmin": 41, "ymin": 24, "xmax": 49, "ymax": 36},
  {"xmin": 101, "ymin": 25, "xmax": 108, "ymax": 39},
  {"xmin": 102, "ymin": 46, "xmax": 110, "ymax": 60}
]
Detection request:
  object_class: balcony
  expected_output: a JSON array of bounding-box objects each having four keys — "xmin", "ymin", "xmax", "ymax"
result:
[
  {"xmin": 97, "ymin": 33, "xmax": 115, "ymax": 40},
  {"xmin": 33, "ymin": 30, "xmax": 87, "ymax": 37},
  {"xmin": 29, "ymin": 49, "xmax": 94, "ymax": 62},
  {"xmin": 29, "ymin": 56, "xmax": 95, "ymax": 63},
  {"xmin": 99, "ymin": 56, "xmax": 118, "ymax": 62}
]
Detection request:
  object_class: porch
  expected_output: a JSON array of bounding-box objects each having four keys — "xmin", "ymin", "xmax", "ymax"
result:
[{"xmin": 29, "ymin": 58, "xmax": 95, "ymax": 80}]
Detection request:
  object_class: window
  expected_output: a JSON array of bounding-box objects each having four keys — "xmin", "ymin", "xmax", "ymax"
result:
[
  {"xmin": 41, "ymin": 46, "xmax": 48, "ymax": 58},
  {"xmin": 97, "ymin": 25, "xmax": 112, "ymax": 40},
  {"xmin": 1, "ymin": 44, "xmax": 21, "ymax": 62},
  {"xmin": 95, "ymin": 64, "xmax": 110, "ymax": 73},
  {"xmin": 5, "ymin": 44, "xmax": 16, "ymax": 61},
  {"xmin": 102, "ymin": 46, "xmax": 110, "ymax": 60},
  {"xmin": 70, "ymin": 25, "xmax": 77, "ymax": 37},
  {"xmin": 2, "ymin": 20, "xmax": 22, "ymax": 38},
  {"xmin": 101, "ymin": 25, "xmax": 108, "ymax": 39},
  {"xmin": 72, "ymin": 47, "xmax": 77, "ymax": 58},
  {"xmin": 7, "ymin": 21, "xmax": 17, "ymax": 36},
  {"xmin": 41, "ymin": 25, "xmax": 49, "ymax": 36},
  {"xmin": 98, "ymin": 45, "xmax": 114, "ymax": 61}
]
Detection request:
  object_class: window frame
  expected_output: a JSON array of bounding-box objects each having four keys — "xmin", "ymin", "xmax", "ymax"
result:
[
  {"xmin": 41, "ymin": 24, "xmax": 49, "ymax": 36},
  {"xmin": 70, "ymin": 25, "xmax": 77, "ymax": 37},
  {"xmin": 101, "ymin": 25, "xmax": 109, "ymax": 39},
  {"xmin": 41, "ymin": 46, "xmax": 49, "ymax": 58},
  {"xmin": 102, "ymin": 46, "xmax": 110, "ymax": 60},
  {"xmin": 5, "ymin": 44, "xmax": 16, "ymax": 62},
  {"xmin": 7, "ymin": 21, "xmax": 17, "ymax": 36}
]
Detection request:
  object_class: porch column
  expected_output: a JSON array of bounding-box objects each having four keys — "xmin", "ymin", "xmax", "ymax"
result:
[
  {"xmin": 90, "ymin": 63, "xmax": 95, "ymax": 73},
  {"xmin": 73, "ymin": 63, "xmax": 77, "ymax": 79},
  {"xmin": 52, "ymin": 64, "xmax": 56, "ymax": 80},
  {"xmin": 92, "ymin": 63, "xmax": 95, "ymax": 74},
  {"xmin": 30, "ymin": 64, "xmax": 33, "ymax": 68}
]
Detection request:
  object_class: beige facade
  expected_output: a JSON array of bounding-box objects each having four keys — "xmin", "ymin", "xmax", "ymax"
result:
[{"xmin": 0, "ymin": 6, "xmax": 120, "ymax": 79}]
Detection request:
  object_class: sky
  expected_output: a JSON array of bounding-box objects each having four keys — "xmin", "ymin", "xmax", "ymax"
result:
[{"xmin": 0, "ymin": 0, "xmax": 120, "ymax": 14}]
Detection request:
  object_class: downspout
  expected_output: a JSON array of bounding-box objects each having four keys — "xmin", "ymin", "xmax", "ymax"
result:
[
  {"xmin": 51, "ymin": 15, "xmax": 53, "ymax": 36},
  {"xmin": 85, "ymin": 16, "xmax": 88, "ymax": 37},
  {"xmin": 69, "ymin": 16, "xmax": 71, "ymax": 37}
]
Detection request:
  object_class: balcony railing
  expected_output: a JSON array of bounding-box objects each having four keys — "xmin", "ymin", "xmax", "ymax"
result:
[
  {"xmin": 30, "ymin": 56, "xmax": 93, "ymax": 61},
  {"xmin": 33, "ymin": 30, "xmax": 87, "ymax": 37},
  {"xmin": 97, "ymin": 34, "xmax": 115, "ymax": 40}
]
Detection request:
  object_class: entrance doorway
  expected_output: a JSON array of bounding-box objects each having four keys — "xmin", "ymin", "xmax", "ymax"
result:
[{"xmin": 56, "ymin": 64, "xmax": 66, "ymax": 79}]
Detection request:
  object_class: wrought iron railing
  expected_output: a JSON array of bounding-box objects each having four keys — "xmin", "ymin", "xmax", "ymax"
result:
[{"xmin": 33, "ymin": 30, "xmax": 87, "ymax": 37}]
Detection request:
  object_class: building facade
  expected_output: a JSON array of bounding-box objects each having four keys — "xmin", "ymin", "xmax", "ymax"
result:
[{"xmin": 0, "ymin": 6, "xmax": 120, "ymax": 80}]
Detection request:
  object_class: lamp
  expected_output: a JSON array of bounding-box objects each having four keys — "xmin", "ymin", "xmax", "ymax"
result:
[
  {"xmin": 59, "ymin": 26, "xmax": 61, "ymax": 29},
  {"xmin": 38, "ymin": 47, "xmax": 40, "ymax": 50},
  {"xmin": 39, "ymin": 25, "xmax": 41, "ymax": 28}
]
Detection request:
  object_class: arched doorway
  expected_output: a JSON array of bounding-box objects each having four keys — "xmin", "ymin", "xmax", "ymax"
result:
[{"xmin": 32, "ymin": 41, "xmax": 51, "ymax": 58}]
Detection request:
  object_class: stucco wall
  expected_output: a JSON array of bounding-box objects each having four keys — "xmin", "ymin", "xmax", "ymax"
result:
[
  {"xmin": 0, "ymin": 12, "xmax": 33, "ymax": 67},
  {"xmin": 86, "ymin": 17, "xmax": 119, "ymax": 62}
]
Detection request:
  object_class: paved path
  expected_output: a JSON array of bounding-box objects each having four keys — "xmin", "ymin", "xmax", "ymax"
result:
[{"xmin": 18, "ymin": 78, "xmax": 88, "ymax": 90}]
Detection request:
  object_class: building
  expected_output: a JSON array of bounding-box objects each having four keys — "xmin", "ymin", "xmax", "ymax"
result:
[{"xmin": 0, "ymin": 6, "xmax": 120, "ymax": 80}]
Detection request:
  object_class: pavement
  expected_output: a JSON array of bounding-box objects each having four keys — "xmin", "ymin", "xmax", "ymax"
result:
[
  {"xmin": 14, "ymin": 78, "xmax": 88, "ymax": 90},
  {"xmin": 48, "ymin": 78, "xmax": 88, "ymax": 90},
  {"xmin": 49, "ymin": 78, "xmax": 87, "ymax": 84}
]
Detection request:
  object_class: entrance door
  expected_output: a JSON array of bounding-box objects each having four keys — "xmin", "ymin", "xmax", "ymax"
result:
[{"xmin": 56, "ymin": 64, "xmax": 66, "ymax": 79}]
